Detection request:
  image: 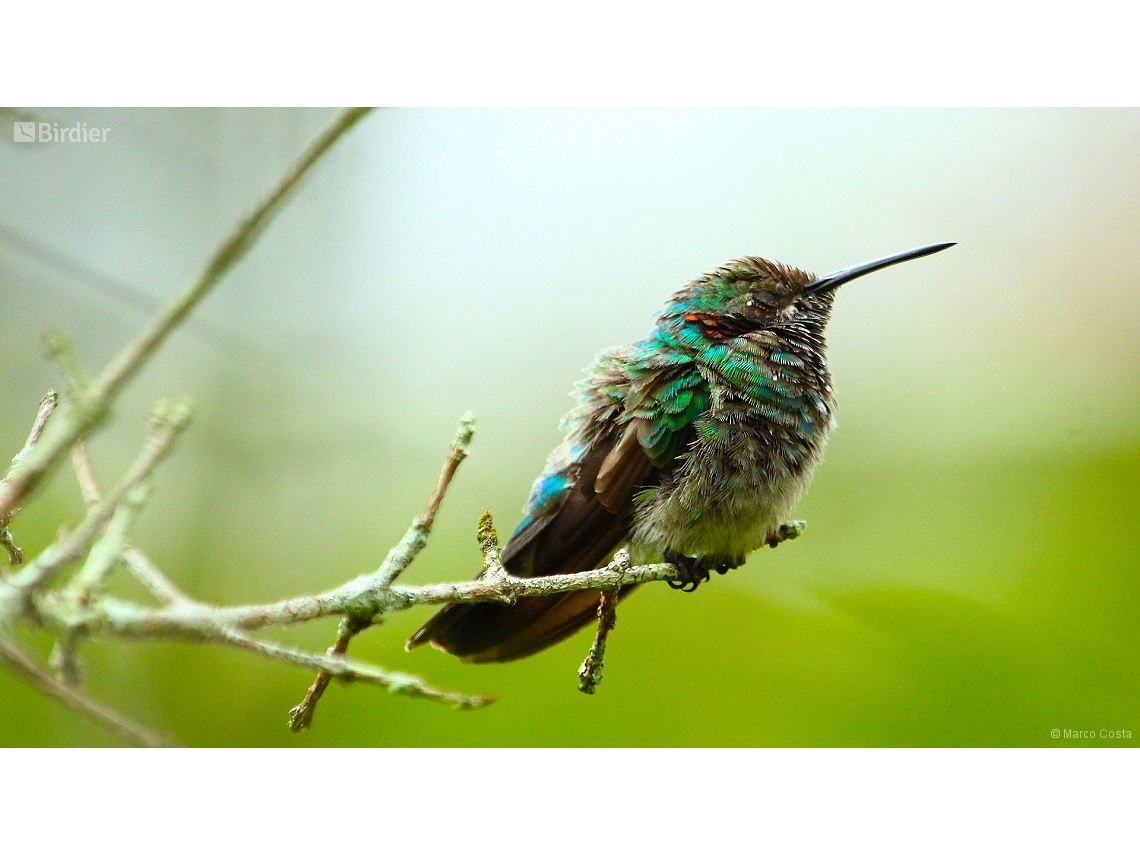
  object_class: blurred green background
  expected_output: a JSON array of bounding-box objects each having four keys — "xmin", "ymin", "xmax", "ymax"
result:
[{"xmin": 1, "ymin": 109, "xmax": 1136, "ymax": 746}]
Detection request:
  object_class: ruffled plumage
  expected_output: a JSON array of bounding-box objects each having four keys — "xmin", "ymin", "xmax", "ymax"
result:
[{"xmin": 408, "ymin": 258, "xmax": 837, "ymax": 662}]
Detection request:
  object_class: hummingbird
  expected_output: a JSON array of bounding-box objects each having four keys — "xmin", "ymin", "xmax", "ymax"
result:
[{"xmin": 408, "ymin": 243, "xmax": 954, "ymax": 663}]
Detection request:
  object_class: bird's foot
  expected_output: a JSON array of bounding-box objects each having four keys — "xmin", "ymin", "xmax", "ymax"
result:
[
  {"xmin": 711, "ymin": 555, "xmax": 746, "ymax": 576},
  {"xmin": 664, "ymin": 549, "xmax": 710, "ymax": 592},
  {"xmin": 766, "ymin": 520, "xmax": 806, "ymax": 548}
]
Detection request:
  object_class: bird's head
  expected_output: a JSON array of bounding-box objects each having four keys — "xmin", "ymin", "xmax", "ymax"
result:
[{"xmin": 661, "ymin": 243, "xmax": 955, "ymax": 342}]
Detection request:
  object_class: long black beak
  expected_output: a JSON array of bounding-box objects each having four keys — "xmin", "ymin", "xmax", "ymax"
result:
[{"xmin": 802, "ymin": 242, "xmax": 955, "ymax": 295}]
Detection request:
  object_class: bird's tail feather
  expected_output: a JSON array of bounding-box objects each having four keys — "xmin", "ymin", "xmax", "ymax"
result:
[
  {"xmin": 405, "ymin": 585, "xmax": 639, "ymax": 663},
  {"xmin": 407, "ymin": 433, "xmax": 643, "ymax": 662}
]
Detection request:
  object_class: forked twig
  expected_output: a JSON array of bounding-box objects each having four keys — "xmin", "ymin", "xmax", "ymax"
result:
[
  {"xmin": 0, "ymin": 109, "xmax": 375, "ymax": 745},
  {"xmin": 288, "ymin": 412, "xmax": 477, "ymax": 731}
]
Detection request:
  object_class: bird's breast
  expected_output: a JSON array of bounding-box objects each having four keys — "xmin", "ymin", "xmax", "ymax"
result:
[{"xmin": 629, "ymin": 375, "xmax": 833, "ymax": 564}]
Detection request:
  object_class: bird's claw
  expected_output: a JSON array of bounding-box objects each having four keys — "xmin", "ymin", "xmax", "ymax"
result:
[{"xmin": 664, "ymin": 550, "xmax": 710, "ymax": 592}]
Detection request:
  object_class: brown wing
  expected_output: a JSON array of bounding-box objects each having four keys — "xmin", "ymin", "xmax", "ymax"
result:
[{"xmin": 406, "ymin": 425, "xmax": 654, "ymax": 663}]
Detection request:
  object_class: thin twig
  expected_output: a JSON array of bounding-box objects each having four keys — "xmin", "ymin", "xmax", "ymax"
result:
[
  {"xmin": 22, "ymin": 391, "xmax": 59, "ymax": 450},
  {"xmin": 121, "ymin": 546, "xmax": 187, "ymax": 606},
  {"xmin": 29, "ymin": 526, "xmax": 676, "ymax": 726},
  {"xmin": 42, "ymin": 332, "xmax": 89, "ymax": 401},
  {"xmin": 53, "ymin": 436, "xmax": 134, "ymax": 677},
  {"xmin": 388, "ymin": 556, "xmax": 672, "ymax": 608},
  {"xmin": 289, "ymin": 412, "xmax": 477, "ymax": 730},
  {"xmin": 287, "ymin": 615, "xmax": 369, "ymax": 732},
  {"xmin": 0, "ymin": 401, "xmax": 191, "ymax": 621},
  {"xmin": 81, "ymin": 544, "xmax": 672, "ymax": 639},
  {"xmin": 70, "ymin": 446, "xmax": 188, "ymax": 606},
  {"xmin": 48, "ymin": 633, "xmax": 83, "ymax": 687},
  {"xmin": 48, "ymin": 605, "xmax": 491, "ymax": 711},
  {"xmin": 0, "ymin": 108, "xmax": 373, "ymax": 521},
  {"xmin": 66, "ymin": 482, "xmax": 150, "ymax": 607},
  {"xmin": 97, "ymin": 546, "xmax": 674, "ymax": 636},
  {"xmin": 578, "ymin": 589, "xmax": 620, "ymax": 695},
  {"xmin": 69, "ymin": 440, "xmax": 102, "ymax": 509},
  {"xmin": 1, "ymin": 391, "xmax": 59, "ymax": 565},
  {"xmin": 0, "ymin": 637, "xmax": 174, "ymax": 746},
  {"xmin": 416, "ymin": 411, "xmax": 475, "ymax": 532},
  {"xmin": 215, "ymin": 629, "xmax": 492, "ymax": 711},
  {"xmin": 377, "ymin": 411, "xmax": 475, "ymax": 589}
]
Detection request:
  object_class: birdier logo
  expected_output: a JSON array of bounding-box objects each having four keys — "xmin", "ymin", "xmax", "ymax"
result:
[{"xmin": 12, "ymin": 121, "xmax": 110, "ymax": 143}]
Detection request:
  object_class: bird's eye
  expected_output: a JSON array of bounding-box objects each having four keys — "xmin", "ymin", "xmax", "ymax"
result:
[{"xmin": 747, "ymin": 291, "xmax": 781, "ymax": 309}]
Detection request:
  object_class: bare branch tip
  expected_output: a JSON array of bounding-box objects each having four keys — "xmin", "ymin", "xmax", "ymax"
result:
[
  {"xmin": 124, "ymin": 480, "xmax": 153, "ymax": 508},
  {"xmin": 578, "ymin": 590, "xmax": 620, "ymax": 695},
  {"xmin": 287, "ymin": 701, "xmax": 316, "ymax": 733},
  {"xmin": 42, "ymin": 332, "xmax": 88, "ymax": 396},
  {"xmin": 26, "ymin": 389, "xmax": 61, "ymax": 446},
  {"xmin": 459, "ymin": 693, "xmax": 496, "ymax": 711},
  {"xmin": 1, "ymin": 389, "xmax": 63, "ymax": 564},
  {"xmin": 149, "ymin": 398, "xmax": 195, "ymax": 433},
  {"xmin": 42, "ymin": 330, "xmax": 74, "ymax": 361},
  {"xmin": 453, "ymin": 411, "xmax": 476, "ymax": 453}
]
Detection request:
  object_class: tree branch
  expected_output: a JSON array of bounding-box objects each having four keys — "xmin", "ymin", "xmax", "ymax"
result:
[
  {"xmin": 69, "ymin": 440, "xmax": 102, "ymax": 509},
  {"xmin": 210, "ymin": 627, "xmax": 492, "ymax": 711},
  {"xmin": 22, "ymin": 390, "xmax": 59, "ymax": 451},
  {"xmin": 378, "ymin": 411, "xmax": 476, "ymax": 589},
  {"xmin": 66, "ymin": 482, "xmax": 150, "ymax": 607},
  {"xmin": 1, "ymin": 391, "xmax": 59, "ymax": 565},
  {"xmin": 292, "ymin": 411, "xmax": 473, "ymax": 730},
  {"xmin": 13, "ymin": 413, "xmax": 682, "ymax": 738},
  {"xmin": 0, "ymin": 400, "xmax": 191, "ymax": 623},
  {"xmin": 95, "ymin": 548, "xmax": 673, "ymax": 637},
  {"xmin": 0, "ymin": 108, "xmax": 373, "ymax": 521},
  {"xmin": 74, "ymin": 548, "xmax": 674, "ymax": 638},
  {"xmin": 0, "ymin": 636, "xmax": 174, "ymax": 747},
  {"xmin": 287, "ymin": 615, "xmax": 367, "ymax": 732},
  {"xmin": 69, "ymin": 444, "xmax": 188, "ymax": 607},
  {"xmin": 578, "ymin": 588, "xmax": 620, "ymax": 695},
  {"xmin": 120, "ymin": 546, "xmax": 188, "ymax": 606}
]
